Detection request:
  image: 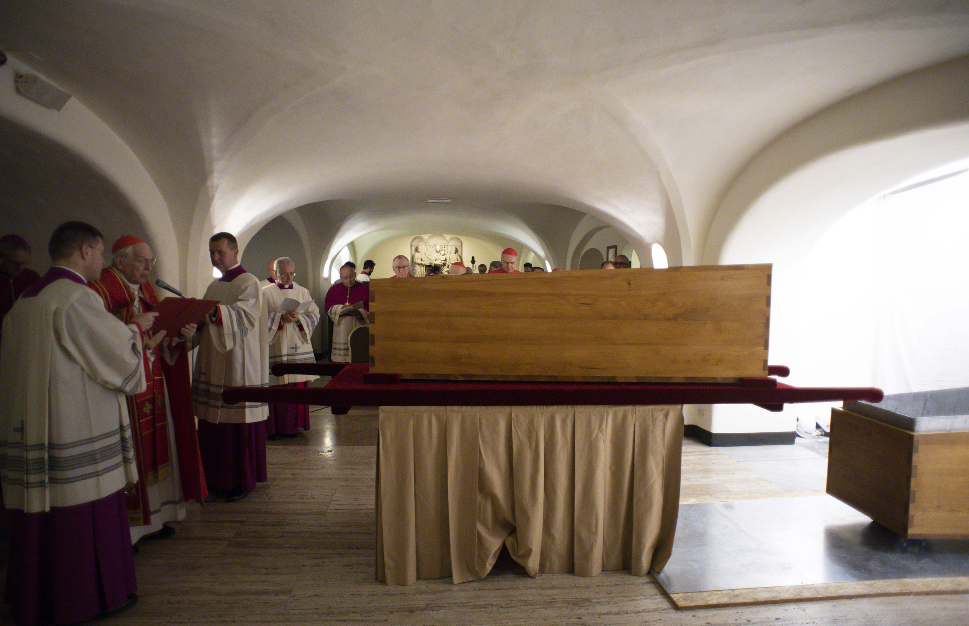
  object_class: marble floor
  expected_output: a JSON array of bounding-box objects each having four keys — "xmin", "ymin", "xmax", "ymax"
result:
[
  {"xmin": 659, "ymin": 435, "xmax": 969, "ymax": 608},
  {"xmin": 718, "ymin": 435, "xmax": 831, "ymax": 493}
]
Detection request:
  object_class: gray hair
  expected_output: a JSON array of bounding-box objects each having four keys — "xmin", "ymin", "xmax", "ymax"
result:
[
  {"xmin": 113, "ymin": 244, "xmax": 137, "ymax": 262},
  {"xmin": 274, "ymin": 257, "xmax": 294, "ymax": 271}
]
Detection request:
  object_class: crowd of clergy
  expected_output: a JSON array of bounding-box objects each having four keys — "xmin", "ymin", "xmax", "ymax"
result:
[{"xmin": 0, "ymin": 224, "xmax": 633, "ymax": 625}]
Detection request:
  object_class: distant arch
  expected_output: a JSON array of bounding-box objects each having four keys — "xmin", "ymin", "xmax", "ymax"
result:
[{"xmin": 578, "ymin": 248, "xmax": 604, "ymax": 270}]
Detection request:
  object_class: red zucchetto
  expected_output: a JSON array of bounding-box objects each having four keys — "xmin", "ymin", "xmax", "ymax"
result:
[
  {"xmin": 0, "ymin": 234, "xmax": 29, "ymax": 246},
  {"xmin": 111, "ymin": 235, "xmax": 146, "ymax": 253},
  {"xmin": 501, "ymin": 248, "xmax": 517, "ymax": 256}
]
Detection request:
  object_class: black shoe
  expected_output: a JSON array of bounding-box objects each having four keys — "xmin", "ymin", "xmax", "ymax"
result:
[
  {"xmin": 87, "ymin": 594, "xmax": 138, "ymax": 622},
  {"xmin": 137, "ymin": 525, "xmax": 176, "ymax": 545},
  {"xmin": 267, "ymin": 433, "xmax": 280, "ymax": 441},
  {"xmin": 154, "ymin": 525, "xmax": 176, "ymax": 539},
  {"xmin": 224, "ymin": 486, "xmax": 250, "ymax": 503}
]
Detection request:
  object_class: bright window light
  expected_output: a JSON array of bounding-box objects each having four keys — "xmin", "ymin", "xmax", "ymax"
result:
[{"xmin": 651, "ymin": 243, "xmax": 668, "ymax": 269}]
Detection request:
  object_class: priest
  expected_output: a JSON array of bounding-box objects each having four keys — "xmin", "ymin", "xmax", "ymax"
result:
[
  {"xmin": 488, "ymin": 248, "xmax": 521, "ymax": 273},
  {"xmin": 263, "ymin": 257, "xmax": 320, "ymax": 437},
  {"xmin": 391, "ymin": 255, "xmax": 412, "ymax": 278},
  {"xmin": 357, "ymin": 259, "xmax": 375, "ymax": 282},
  {"xmin": 324, "ymin": 262, "xmax": 369, "ymax": 362},
  {"xmin": 259, "ymin": 258, "xmax": 278, "ymax": 289},
  {"xmin": 89, "ymin": 235, "xmax": 208, "ymax": 543},
  {"xmin": 0, "ymin": 234, "xmax": 41, "ymax": 345},
  {"xmin": 0, "ymin": 221, "xmax": 161, "ymax": 625},
  {"xmin": 191, "ymin": 232, "xmax": 269, "ymax": 503}
]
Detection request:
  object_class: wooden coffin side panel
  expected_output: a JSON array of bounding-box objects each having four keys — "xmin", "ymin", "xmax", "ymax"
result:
[
  {"xmin": 826, "ymin": 408, "xmax": 914, "ymax": 537},
  {"xmin": 369, "ymin": 264, "xmax": 770, "ymax": 382},
  {"xmin": 908, "ymin": 431, "xmax": 969, "ymax": 539}
]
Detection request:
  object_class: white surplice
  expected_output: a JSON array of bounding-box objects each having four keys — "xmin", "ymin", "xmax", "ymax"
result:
[
  {"xmin": 326, "ymin": 304, "xmax": 370, "ymax": 363},
  {"xmin": 264, "ymin": 282, "xmax": 320, "ymax": 385},
  {"xmin": 0, "ymin": 273, "xmax": 144, "ymax": 513},
  {"xmin": 191, "ymin": 270, "xmax": 269, "ymax": 424}
]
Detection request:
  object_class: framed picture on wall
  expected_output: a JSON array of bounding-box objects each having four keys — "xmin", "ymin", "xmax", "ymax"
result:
[{"xmin": 606, "ymin": 245, "xmax": 617, "ymax": 262}]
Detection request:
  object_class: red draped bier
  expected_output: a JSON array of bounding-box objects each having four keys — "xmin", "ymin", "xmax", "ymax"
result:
[{"xmin": 89, "ymin": 267, "xmax": 207, "ymax": 524}]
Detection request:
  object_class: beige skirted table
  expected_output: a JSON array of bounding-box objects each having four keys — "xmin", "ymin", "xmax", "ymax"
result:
[
  {"xmin": 221, "ymin": 362, "xmax": 885, "ymax": 585},
  {"xmin": 375, "ymin": 405, "xmax": 684, "ymax": 585}
]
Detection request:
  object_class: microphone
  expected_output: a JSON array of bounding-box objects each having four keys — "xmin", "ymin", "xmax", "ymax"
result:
[{"xmin": 155, "ymin": 279, "xmax": 185, "ymax": 298}]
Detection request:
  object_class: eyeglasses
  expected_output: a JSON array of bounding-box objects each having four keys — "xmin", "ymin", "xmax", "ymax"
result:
[
  {"xmin": 278, "ymin": 271, "xmax": 296, "ymax": 278},
  {"xmin": 130, "ymin": 256, "xmax": 156, "ymax": 268},
  {"xmin": 393, "ymin": 265, "xmax": 410, "ymax": 270}
]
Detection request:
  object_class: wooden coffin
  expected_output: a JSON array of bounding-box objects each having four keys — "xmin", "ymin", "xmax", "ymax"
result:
[
  {"xmin": 827, "ymin": 404, "xmax": 969, "ymax": 539},
  {"xmin": 368, "ymin": 263, "xmax": 771, "ymax": 382}
]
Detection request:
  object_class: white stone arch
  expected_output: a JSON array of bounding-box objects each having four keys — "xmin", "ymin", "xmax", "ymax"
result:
[
  {"xmin": 236, "ymin": 209, "xmax": 318, "ymax": 295},
  {"xmin": 705, "ymin": 55, "xmax": 969, "ymax": 267},
  {"xmin": 0, "ymin": 58, "xmax": 179, "ymax": 285},
  {"xmin": 313, "ymin": 205, "xmax": 557, "ymax": 283},
  {"xmin": 566, "ymin": 213, "xmax": 649, "ymax": 270},
  {"xmin": 696, "ymin": 55, "xmax": 969, "ymax": 440},
  {"xmin": 567, "ymin": 224, "xmax": 609, "ymax": 270}
]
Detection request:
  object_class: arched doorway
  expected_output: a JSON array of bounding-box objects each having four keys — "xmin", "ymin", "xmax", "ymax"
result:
[{"xmin": 578, "ymin": 247, "xmax": 604, "ymax": 270}]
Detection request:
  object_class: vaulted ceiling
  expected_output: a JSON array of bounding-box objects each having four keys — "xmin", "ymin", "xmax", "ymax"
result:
[{"xmin": 1, "ymin": 1, "xmax": 968, "ymax": 287}]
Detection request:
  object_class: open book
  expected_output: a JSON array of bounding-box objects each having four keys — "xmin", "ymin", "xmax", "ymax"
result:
[
  {"xmin": 152, "ymin": 297, "xmax": 220, "ymax": 336},
  {"xmin": 277, "ymin": 297, "xmax": 315, "ymax": 313},
  {"xmin": 339, "ymin": 301, "xmax": 366, "ymax": 316}
]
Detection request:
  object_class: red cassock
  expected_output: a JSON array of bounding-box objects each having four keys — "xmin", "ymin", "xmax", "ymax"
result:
[{"xmin": 89, "ymin": 267, "xmax": 207, "ymax": 523}]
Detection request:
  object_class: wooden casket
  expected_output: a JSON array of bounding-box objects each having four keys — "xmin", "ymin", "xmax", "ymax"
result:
[
  {"xmin": 368, "ymin": 264, "xmax": 772, "ymax": 383},
  {"xmin": 828, "ymin": 388, "xmax": 969, "ymax": 539}
]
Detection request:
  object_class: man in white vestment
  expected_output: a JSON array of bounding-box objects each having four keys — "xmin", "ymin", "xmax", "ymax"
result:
[
  {"xmin": 263, "ymin": 257, "xmax": 319, "ymax": 437},
  {"xmin": 0, "ymin": 221, "xmax": 161, "ymax": 626},
  {"xmin": 323, "ymin": 263, "xmax": 369, "ymax": 362},
  {"xmin": 356, "ymin": 259, "xmax": 374, "ymax": 282},
  {"xmin": 191, "ymin": 232, "xmax": 269, "ymax": 503}
]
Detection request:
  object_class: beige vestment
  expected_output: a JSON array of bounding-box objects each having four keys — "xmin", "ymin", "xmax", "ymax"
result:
[
  {"xmin": 264, "ymin": 282, "xmax": 320, "ymax": 385},
  {"xmin": 0, "ymin": 272, "xmax": 144, "ymax": 513},
  {"xmin": 192, "ymin": 271, "xmax": 269, "ymax": 424}
]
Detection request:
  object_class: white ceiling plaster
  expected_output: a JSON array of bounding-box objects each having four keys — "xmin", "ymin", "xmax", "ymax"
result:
[
  {"xmin": 1, "ymin": 0, "xmax": 968, "ymax": 284},
  {"xmin": 718, "ymin": 122, "xmax": 969, "ymax": 266}
]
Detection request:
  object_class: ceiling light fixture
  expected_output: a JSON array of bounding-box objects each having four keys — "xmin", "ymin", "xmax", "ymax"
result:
[
  {"xmin": 426, "ymin": 198, "xmax": 452, "ymax": 204},
  {"xmin": 14, "ymin": 72, "xmax": 71, "ymax": 111}
]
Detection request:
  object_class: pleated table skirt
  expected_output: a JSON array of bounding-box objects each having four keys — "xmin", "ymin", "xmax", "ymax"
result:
[{"xmin": 376, "ymin": 405, "xmax": 683, "ymax": 585}]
